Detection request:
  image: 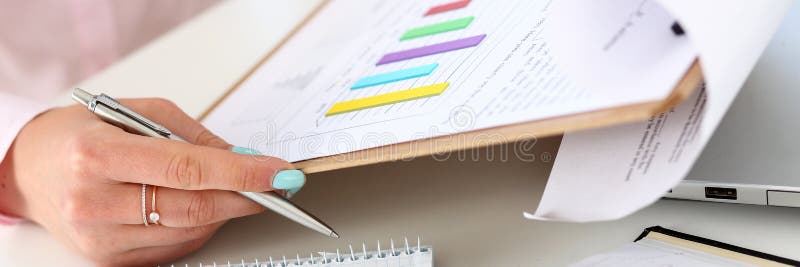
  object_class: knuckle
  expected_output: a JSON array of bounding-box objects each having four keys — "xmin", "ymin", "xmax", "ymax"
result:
[
  {"xmin": 233, "ymin": 160, "xmax": 271, "ymax": 192},
  {"xmin": 185, "ymin": 192, "xmax": 217, "ymax": 226},
  {"xmin": 66, "ymin": 134, "xmax": 100, "ymax": 178},
  {"xmin": 194, "ymin": 129, "xmax": 226, "ymax": 147},
  {"xmin": 232, "ymin": 163, "xmax": 252, "ymax": 192},
  {"xmin": 166, "ymin": 153, "xmax": 204, "ymax": 189},
  {"xmin": 148, "ymin": 98, "xmax": 179, "ymax": 110},
  {"xmin": 62, "ymin": 190, "xmax": 94, "ymax": 223},
  {"xmin": 149, "ymin": 98, "xmax": 182, "ymax": 119}
]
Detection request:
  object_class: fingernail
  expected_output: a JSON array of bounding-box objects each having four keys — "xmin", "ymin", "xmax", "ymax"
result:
[
  {"xmin": 231, "ymin": 146, "xmax": 261, "ymax": 155},
  {"xmin": 231, "ymin": 146, "xmax": 305, "ymax": 195},
  {"xmin": 273, "ymin": 170, "xmax": 306, "ymax": 196}
]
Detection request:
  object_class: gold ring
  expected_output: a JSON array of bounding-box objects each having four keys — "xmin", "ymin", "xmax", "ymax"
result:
[{"xmin": 148, "ymin": 186, "xmax": 161, "ymax": 225}]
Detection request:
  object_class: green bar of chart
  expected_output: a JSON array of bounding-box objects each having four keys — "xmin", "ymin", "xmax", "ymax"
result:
[{"xmin": 400, "ymin": 16, "xmax": 474, "ymax": 41}]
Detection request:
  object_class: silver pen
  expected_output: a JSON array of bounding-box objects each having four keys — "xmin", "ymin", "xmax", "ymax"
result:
[{"xmin": 71, "ymin": 88, "xmax": 338, "ymax": 238}]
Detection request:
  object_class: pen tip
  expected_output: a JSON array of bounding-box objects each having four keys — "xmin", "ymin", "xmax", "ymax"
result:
[{"xmin": 330, "ymin": 231, "xmax": 340, "ymax": 238}]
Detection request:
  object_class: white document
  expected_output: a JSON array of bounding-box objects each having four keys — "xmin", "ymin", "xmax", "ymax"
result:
[
  {"xmin": 528, "ymin": 0, "xmax": 793, "ymax": 221},
  {"xmin": 203, "ymin": 0, "xmax": 695, "ymax": 163},
  {"xmin": 543, "ymin": 0, "xmax": 696, "ymax": 106}
]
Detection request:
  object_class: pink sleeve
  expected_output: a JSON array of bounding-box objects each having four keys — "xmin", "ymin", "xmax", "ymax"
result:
[
  {"xmin": 0, "ymin": 92, "xmax": 50, "ymax": 162},
  {"xmin": 0, "ymin": 93, "xmax": 50, "ymax": 225},
  {"xmin": 0, "ymin": 213, "xmax": 24, "ymax": 225}
]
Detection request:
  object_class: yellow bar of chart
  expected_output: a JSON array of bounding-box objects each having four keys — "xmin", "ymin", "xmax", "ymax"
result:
[{"xmin": 325, "ymin": 82, "xmax": 450, "ymax": 116}]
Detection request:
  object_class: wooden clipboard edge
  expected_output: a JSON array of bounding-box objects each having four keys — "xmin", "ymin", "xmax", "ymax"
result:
[
  {"xmin": 196, "ymin": 0, "xmax": 703, "ymax": 174},
  {"xmin": 639, "ymin": 226, "xmax": 800, "ymax": 266},
  {"xmin": 198, "ymin": 0, "xmax": 330, "ymax": 121},
  {"xmin": 293, "ymin": 60, "xmax": 702, "ymax": 173}
]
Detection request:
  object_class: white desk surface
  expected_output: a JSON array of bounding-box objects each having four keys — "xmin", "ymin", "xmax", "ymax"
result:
[{"xmin": 3, "ymin": 0, "xmax": 799, "ymax": 266}]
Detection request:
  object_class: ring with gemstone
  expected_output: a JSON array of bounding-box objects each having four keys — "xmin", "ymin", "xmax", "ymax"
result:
[{"xmin": 148, "ymin": 185, "xmax": 161, "ymax": 225}]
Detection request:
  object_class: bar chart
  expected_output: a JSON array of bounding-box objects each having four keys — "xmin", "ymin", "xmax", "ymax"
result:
[
  {"xmin": 205, "ymin": 0, "xmax": 618, "ymax": 162},
  {"xmin": 324, "ymin": 0, "xmax": 483, "ymax": 117},
  {"xmin": 281, "ymin": 0, "xmax": 571, "ymax": 134}
]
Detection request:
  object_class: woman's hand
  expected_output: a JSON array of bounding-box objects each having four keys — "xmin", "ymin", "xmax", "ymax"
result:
[{"xmin": 0, "ymin": 98, "xmax": 302, "ymax": 266}]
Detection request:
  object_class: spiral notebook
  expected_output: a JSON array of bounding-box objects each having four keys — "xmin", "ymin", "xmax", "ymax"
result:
[{"xmin": 200, "ymin": 237, "xmax": 433, "ymax": 267}]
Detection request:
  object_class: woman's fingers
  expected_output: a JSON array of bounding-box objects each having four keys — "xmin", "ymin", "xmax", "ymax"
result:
[
  {"xmin": 80, "ymin": 131, "xmax": 293, "ymax": 192},
  {"xmin": 98, "ymin": 185, "xmax": 265, "ymax": 227},
  {"xmin": 118, "ymin": 98, "xmax": 231, "ymax": 150},
  {"xmin": 152, "ymin": 188, "xmax": 265, "ymax": 227}
]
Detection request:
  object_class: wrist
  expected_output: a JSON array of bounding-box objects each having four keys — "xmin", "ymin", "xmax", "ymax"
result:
[{"xmin": 0, "ymin": 141, "xmax": 27, "ymax": 220}]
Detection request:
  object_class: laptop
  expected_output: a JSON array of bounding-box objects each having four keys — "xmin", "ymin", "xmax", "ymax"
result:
[{"xmin": 664, "ymin": 7, "xmax": 800, "ymax": 207}]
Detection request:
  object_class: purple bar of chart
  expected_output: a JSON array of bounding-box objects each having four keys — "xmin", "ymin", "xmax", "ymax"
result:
[{"xmin": 376, "ymin": 34, "xmax": 486, "ymax": 65}]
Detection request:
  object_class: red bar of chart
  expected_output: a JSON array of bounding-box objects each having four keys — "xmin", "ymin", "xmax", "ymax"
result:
[{"xmin": 425, "ymin": 0, "xmax": 472, "ymax": 16}]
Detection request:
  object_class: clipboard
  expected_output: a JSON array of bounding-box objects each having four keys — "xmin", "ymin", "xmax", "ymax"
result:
[{"xmin": 199, "ymin": 1, "xmax": 704, "ymax": 174}]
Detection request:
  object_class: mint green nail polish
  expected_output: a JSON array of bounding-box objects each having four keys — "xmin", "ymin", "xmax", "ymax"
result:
[
  {"xmin": 231, "ymin": 146, "xmax": 304, "ymax": 195},
  {"xmin": 273, "ymin": 170, "xmax": 306, "ymax": 195},
  {"xmin": 231, "ymin": 146, "xmax": 261, "ymax": 155}
]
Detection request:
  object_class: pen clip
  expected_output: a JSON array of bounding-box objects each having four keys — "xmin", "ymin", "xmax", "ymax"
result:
[{"xmin": 90, "ymin": 94, "xmax": 174, "ymax": 138}]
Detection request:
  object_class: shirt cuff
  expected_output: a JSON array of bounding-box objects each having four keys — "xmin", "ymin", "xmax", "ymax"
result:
[
  {"xmin": 0, "ymin": 92, "xmax": 51, "ymax": 162},
  {"xmin": 0, "ymin": 212, "xmax": 24, "ymax": 225}
]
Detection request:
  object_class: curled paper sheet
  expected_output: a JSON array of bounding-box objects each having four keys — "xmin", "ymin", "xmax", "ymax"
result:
[
  {"xmin": 540, "ymin": 0, "xmax": 696, "ymax": 108},
  {"xmin": 527, "ymin": 0, "xmax": 793, "ymax": 222}
]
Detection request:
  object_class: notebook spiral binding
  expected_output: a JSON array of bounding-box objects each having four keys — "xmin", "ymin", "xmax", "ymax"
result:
[{"xmin": 180, "ymin": 236, "xmax": 432, "ymax": 267}]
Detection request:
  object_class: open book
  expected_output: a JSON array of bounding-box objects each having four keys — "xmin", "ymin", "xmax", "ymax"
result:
[{"xmin": 572, "ymin": 226, "xmax": 799, "ymax": 266}]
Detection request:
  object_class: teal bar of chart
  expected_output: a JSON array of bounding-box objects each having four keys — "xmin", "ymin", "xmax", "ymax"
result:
[{"xmin": 351, "ymin": 63, "xmax": 439, "ymax": 90}]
